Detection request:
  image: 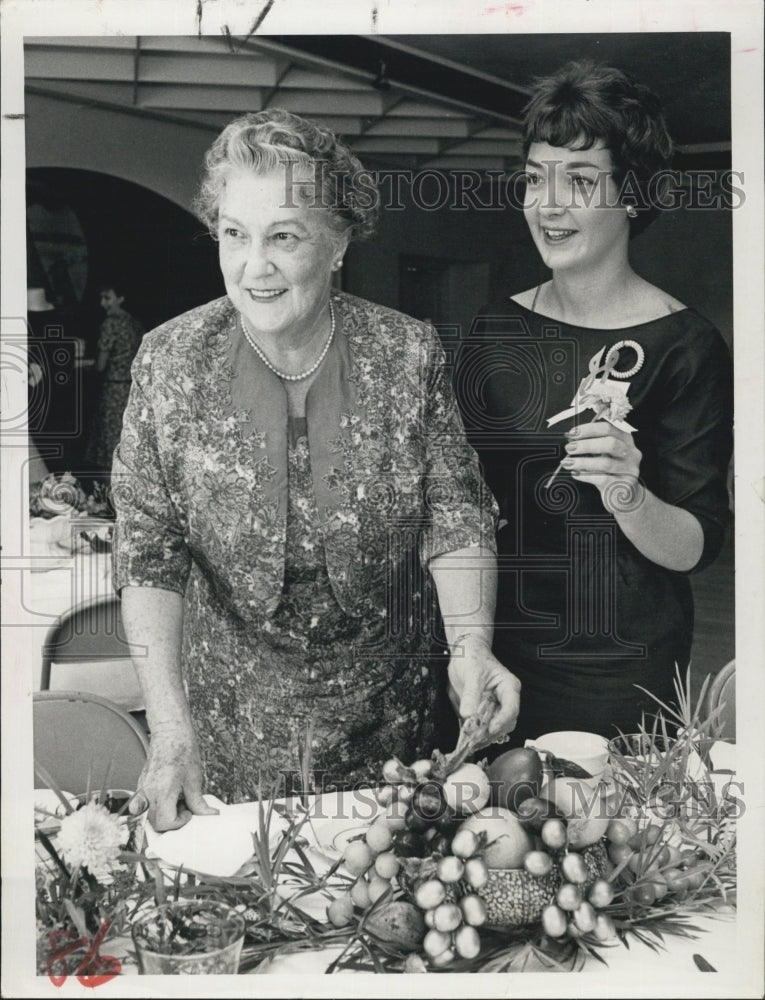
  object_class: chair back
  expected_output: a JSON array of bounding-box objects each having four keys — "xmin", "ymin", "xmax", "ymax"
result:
[
  {"xmin": 40, "ymin": 596, "xmax": 143, "ymax": 711},
  {"xmin": 33, "ymin": 690, "xmax": 149, "ymax": 795},
  {"xmin": 706, "ymin": 659, "xmax": 736, "ymax": 741}
]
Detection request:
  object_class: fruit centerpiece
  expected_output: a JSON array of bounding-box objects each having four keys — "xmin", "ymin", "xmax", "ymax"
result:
[
  {"xmin": 321, "ymin": 679, "xmax": 737, "ymax": 972},
  {"xmin": 34, "ymin": 671, "xmax": 737, "ymax": 976}
]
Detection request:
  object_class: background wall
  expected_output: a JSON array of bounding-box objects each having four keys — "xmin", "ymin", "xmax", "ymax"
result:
[
  {"xmin": 25, "ymin": 93, "xmax": 212, "ymax": 215},
  {"xmin": 348, "ymin": 180, "xmax": 733, "ymax": 350}
]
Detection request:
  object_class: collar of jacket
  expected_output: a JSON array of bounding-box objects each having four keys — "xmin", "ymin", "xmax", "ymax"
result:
[
  {"xmin": 221, "ymin": 291, "xmax": 406, "ymax": 618},
  {"xmin": 224, "ymin": 291, "xmax": 366, "ymax": 523}
]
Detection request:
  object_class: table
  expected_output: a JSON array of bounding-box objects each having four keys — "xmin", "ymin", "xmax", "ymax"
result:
[{"xmin": 32, "ymin": 731, "xmax": 749, "ymax": 994}]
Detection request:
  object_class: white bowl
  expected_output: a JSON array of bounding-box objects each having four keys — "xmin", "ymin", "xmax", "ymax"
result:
[{"xmin": 526, "ymin": 731, "xmax": 609, "ymax": 784}]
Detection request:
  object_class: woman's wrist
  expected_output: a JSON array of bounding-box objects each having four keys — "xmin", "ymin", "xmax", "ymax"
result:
[
  {"xmin": 446, "ymin": 631, "xmax": 493, "ymax": 655},
  {"xmin": 145, "ymin": 701, "xmax": 196, "ymax": 739}
]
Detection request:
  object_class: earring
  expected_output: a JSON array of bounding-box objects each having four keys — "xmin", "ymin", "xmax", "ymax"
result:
[
  {"xmin": 332, "ymin": 260, "xmax": 344, "ymax": 271},
  {"xmin": 626, "ymin": 205, "xmax": 638, "ymax": 219}
]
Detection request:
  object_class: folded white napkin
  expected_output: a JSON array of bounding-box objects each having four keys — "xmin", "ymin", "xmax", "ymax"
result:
[{"xmin": 144, "ymin": 795, "xmax": 289, "ymax": 878}]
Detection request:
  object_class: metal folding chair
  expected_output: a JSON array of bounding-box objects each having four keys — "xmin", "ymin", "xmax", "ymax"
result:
[
  {"xmin": 33, "ymin": 690, "xmax": 149, "ymax": 795},
  {"xmin": 706, "ymin": 659, "xmax": 736, "ymax": 741},
  {"xmin": 40, "ymin": 595, "xmax": 144, "ymax": 713}
]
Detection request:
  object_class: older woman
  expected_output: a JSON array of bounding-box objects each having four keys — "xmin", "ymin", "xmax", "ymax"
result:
[
  {"xmin": 114, "ymin": 110, "xmax": 520, "ymax": 830},
  {"xmin": 458, "ymin": 62, "xmax": 733, "ymax": 745}
]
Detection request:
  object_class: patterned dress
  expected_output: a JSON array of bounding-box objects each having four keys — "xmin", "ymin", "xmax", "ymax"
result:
[
  {"xmin": 112, "ymin": 292, "xmax": 496, "ymax": 801},
  {"xmin": 85, "ymin": 311, "xmax": 144, "ymax": 471}
]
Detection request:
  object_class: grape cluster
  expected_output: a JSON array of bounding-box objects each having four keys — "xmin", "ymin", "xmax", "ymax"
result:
[
  {"xmin": 529, "ymin": 812, "xmax": 708, "ymax": 941},
  {"xmin": 416, "ymin": 828, "xmax": 489, "ymax": 965},
  {"xmin": 516, "ymin": 813, "xmax": 617, "ymax": 943},
  {"xmin": 328, "ymin": 756, "xmax": 496, "ymax": 966},
  {"xmin": 376, "ymin": 756, "xmax": 465, "ymax": 857},
  {"xmin": 328, "ymin": 757, "xmax": 456, "ymax": 927}
]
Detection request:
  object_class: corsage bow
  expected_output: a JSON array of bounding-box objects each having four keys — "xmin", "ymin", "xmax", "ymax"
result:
[{"xmin": 545, "ymin": 340, "xmax": 644, "ymax": 488}]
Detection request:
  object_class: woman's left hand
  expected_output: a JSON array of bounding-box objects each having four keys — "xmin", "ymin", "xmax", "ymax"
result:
[
  {"xmin": 447, "ymin": 637, "xmax": 521, "ymax": 737},
  {"xmin": 562, "ymin": 421, "xmax": 642, "ymax": 507}
]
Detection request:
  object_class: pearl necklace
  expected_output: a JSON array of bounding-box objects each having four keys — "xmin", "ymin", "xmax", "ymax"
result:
[{"xmin": 239, "ymin": 299, "xmax": 335, "ymax": 381}]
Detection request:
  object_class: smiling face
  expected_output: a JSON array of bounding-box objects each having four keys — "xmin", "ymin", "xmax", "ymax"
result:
[
  {"xmin": 523, "ymin": 141, "xmax": 630, "ymax": 276},
  {"xmin": 99, "ymin": 289, "xmax": 124, "ymax": 316},
  {"xmin": 217, "ymin": 166, "xmax": 344, "ymax": 345}
]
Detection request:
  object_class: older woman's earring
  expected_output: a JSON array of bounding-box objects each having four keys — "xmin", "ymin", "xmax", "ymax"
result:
[
  {"xmin": 626, "ymin": 205, "xmax": 638, "ymax": 219},
  {"xmin": 332, "ymin": 260, "xmax": 344, "ymax": 271}
]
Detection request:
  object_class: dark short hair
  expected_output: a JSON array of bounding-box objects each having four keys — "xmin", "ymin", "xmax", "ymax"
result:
[
  {"xmin": 522, "ymin": 60, "xmax": 674, "ymax": 236},
  {"xmin": 195, "ymin": 109, "xmax": 379, "ymax": 245},
  {"xmin": 98, "ymin": 280, "xmax": 127, "ymax": 299}
]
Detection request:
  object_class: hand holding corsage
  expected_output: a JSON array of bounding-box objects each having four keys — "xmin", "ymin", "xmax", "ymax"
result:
[
  {"xmin": 560, "ymin": 420, "xmax": 643, "ymax": 509},
  {"xmin": 546, "ymin": 341, "xmax": 644, "ymax": 511}
]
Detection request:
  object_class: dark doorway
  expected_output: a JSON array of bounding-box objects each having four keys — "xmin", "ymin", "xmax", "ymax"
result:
[
  {"xmin": 26, "ymin": 169, "xmax": 225, "ymax": 471},
  {"xmin": 27, "ymin": 168, "xmax": 224, "ymax": 351}
]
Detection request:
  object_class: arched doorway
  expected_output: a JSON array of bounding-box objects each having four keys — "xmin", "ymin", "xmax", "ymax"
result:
[
  {"xmin": 26, "ymin": 169, "xmax": 224, "ymax": 472},
  {"xmin": 27, "ymin": 168, "xmax": 224, "ymax": 344}
]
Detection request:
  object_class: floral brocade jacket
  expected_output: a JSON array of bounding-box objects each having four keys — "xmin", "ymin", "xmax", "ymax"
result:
[{"xmin": 112, "ymin": 291, "xmax": 497, "ymax": 632}]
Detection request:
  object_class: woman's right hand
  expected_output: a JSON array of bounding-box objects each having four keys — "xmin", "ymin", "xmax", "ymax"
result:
[{"xmin": 130, "ymin": 724, "xmax": 219, "ymax": 831}]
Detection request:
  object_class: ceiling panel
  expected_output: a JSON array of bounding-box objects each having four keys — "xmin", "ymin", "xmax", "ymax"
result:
[
  {"xmin": 138, "ymin": 37, "xmax": 242, "ymax": 55},
  {"xmin": 351, "ymin": 137, "xmax": 442, "ymax": 154},
  {"xmin": 138, "ymin": 53, "xmax": 279, "ymax": 87},
  {"xmin": 279, "ymin": 68, "xmax": 363, "ymax": 91},
  {"xmin": 447, "ymin": 139, "xmax": 523, "ymax": 156},
  {"xmin": 279, "ymin": 90, "xmax": 388, "ymax": 116},
  {"xmin": 474, "ymin": 126, "xmax": 524, "ymax": 140},
  {"xmin": 26, "ymin": 79, "xmax": 136, "ymax": 105},
  {"xmin": 27, "ymin": 36, "xmax": 139, "ymax": 50},
  {"xmin": 419, "ymin": 156, "xmax": 508, "ymax": 171},
  {"xmin": 138, "ymin": 84, "xmax": 265, "ymax": 112},
  {"xmin": 24, "ymin": 33, "xmax": 728, "ymax": 172},
  {"xmin": 25, "ymin": 48, "xmax": 135, "ymax": 81},
  {"xmin": 386, "ymin": 99, "xmax": 479, "ymax": 120},
  {"xmin": 363, "ymin": 118, "xmax": 473, "ymax": 138}
]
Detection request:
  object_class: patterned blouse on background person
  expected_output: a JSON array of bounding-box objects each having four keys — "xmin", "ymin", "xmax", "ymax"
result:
[
  {"xmin": 85, "ymin": 293, "xmax": 144, "ymax": 472},
  {"xmin": 112, "ymin": 290, "xmax": 498, "ymax": 800}
]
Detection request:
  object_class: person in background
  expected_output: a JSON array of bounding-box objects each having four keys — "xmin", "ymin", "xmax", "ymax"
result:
[
  {"xmin": 84, "ymin": 281, "xmax": 144, "ymax": 474},
  {"xmin": 457, "ymin": 61, "xmax": 733, "ymax": 745},
  {"xmin": 113, "ymin": 109, "xmax": 521, "ymax": 830}
]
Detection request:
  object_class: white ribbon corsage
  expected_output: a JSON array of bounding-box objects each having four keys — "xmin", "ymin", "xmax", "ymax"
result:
[{"xmin": 545, "ymin": 340, "xmax": 644, "ymax": 488}]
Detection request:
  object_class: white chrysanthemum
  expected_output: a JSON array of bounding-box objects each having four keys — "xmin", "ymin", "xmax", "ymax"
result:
[
  {"xmin": 584, "ymin": 381, "xmax": 633, "ymax": 423},
  {"xmin": 57, "ymin": 801, "xmax": 127, "ymax": 881}
]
